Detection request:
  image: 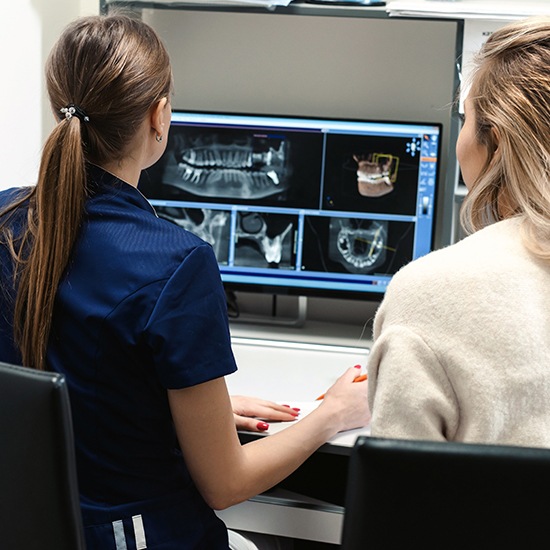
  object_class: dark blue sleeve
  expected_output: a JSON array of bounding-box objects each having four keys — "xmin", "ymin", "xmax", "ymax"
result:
[
  {"xmin": 144, "ymin": 243, "xmax": 237, "ymax": 389},
  {"xmin": 0, "ymin": 187, "xmax": 31, "ymax": 366}
]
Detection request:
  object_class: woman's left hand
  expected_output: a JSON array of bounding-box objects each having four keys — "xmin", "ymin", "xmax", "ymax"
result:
[{"xmin": 230, "ymin": 395, "xmax": 300, "ymax": 432}]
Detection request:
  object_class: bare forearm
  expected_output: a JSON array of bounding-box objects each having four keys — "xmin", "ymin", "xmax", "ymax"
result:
[
  {"xmin": 169, "ymin": 369, "xmax": 369, "ymax": 510},
  {"xmin": 227, "ymin": 403, "xmax": 342, "ymax": 506}
]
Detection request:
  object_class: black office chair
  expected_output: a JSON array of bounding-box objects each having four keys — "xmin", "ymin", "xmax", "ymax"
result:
[
  {"xmin": 0, "ymin": 361, "xmax": 86, "ymax": 550},
  {"xmin": 342, "ymin": 435, "xmax": 550, "ymax": 550}
]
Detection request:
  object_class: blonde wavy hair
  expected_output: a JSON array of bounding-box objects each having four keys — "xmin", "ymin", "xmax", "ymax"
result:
[{"xmin": 460, "ymin": 16, "xmax": 550, "ymax": 261}]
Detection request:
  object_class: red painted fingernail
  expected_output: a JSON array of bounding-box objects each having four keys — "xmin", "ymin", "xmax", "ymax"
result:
[
  {"xmin": 354, "ymin": 364, "xmax": 361, "ymax": 369},
  {"xmin": 292, "ymin": 407, "xmax": 301, "ymax": 412},
  {"xmin": 282, "ymin": 404, "xmax": 290, "ymax": 407},
  {"xmin": 257, "ymin": 422, "xmax": 269, "ymax": 431}
]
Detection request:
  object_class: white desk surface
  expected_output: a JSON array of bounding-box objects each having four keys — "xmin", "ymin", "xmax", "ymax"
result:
[
  {"xmin": 228, "ymin": 324, "xmax": 371, "ymax": 398},
  {"xmin": 227, "ymin": 322, "xmax": 372, "ymax": 447}
]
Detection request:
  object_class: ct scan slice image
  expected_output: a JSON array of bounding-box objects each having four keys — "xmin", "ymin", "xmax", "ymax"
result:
[
  {"xmin": 166, "ymin": 129, "xmax": 290, "ymax": 201},
  {"xmin": 233, "ymin": 212, "xmax": 297, "ymax": 269},
  {"xmin": 328, "ymin": 218, "xmax": 388, "ymax": 274},
  {"xmin": 156, "ymin": 205, "xmax": 231, "ymax": 264}
]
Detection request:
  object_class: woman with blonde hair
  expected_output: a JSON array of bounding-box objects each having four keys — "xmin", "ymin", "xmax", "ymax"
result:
[
  {"xmin": 368, "ymin": 16, "xmax": 550, "ymax": 447},
  {"xmin": 0, "ymin": 14, "xmax": 369, "ymax": 549}
]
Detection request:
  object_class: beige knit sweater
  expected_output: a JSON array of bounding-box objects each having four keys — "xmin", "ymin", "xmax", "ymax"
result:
[{"xmin": 368, "ymin": 217, "xmax": 550, "ymax": 447}]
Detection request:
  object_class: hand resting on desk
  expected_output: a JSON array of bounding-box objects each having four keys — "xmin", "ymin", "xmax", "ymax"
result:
[{"xmin": 230, "ymin": 395, "xmax": 300, "ymax": 432}]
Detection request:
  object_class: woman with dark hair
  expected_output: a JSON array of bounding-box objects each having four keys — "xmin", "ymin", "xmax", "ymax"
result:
[{"xmin": 0, "ymin": 14, "xmax": 369, "ymax": 549}]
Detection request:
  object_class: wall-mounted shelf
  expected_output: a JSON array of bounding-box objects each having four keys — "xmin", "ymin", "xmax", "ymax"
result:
[
  {"xmin": 387, "ymin": 0, "xmax": 550, "ymax": 21},
  {"xmin": 100, "ymin": 1, "xmax": 390, "ymax": 19},
  {"xmin": 105, "ymin": 0, "xmax": 546, "ymax": 20}
]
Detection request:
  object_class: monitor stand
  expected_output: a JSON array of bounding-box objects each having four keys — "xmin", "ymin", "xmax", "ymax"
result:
[{"xmin": 227, "ymin": 293, "xmax": 307, "ymax": 328}]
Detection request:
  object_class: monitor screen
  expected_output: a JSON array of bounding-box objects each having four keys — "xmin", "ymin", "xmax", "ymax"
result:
[{"xmin": 138, "ymin": 110, "xmax": 441, "ymax": 300}]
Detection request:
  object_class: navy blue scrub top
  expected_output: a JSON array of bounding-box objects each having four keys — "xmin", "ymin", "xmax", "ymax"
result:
[{"xmin": 0, "ymin": 166, "xmax": 238, "ymax": 549}]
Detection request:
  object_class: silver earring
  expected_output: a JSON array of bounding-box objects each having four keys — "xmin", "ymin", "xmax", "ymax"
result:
[{"xmin": 155, "ymin": 134, "xmax": 163, "ymax": 143}]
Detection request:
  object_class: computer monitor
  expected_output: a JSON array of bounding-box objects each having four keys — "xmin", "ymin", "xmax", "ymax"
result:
[{"xmin": 139, "ymin": 110, "xmax": 442, "ymax": 301}]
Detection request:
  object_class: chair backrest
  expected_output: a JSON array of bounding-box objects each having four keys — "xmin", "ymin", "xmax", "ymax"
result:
[
  {"xmin": 0, "ymin": 361, "xmax": 86, "ymax": 550},
  {"xmin": 342, "ymin": 435, "xmax": 550, "ymax": 550}
]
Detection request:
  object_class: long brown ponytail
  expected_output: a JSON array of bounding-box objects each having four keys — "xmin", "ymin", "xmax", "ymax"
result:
[
  {"xmin": 14, "ymin": 115, "xmax": 87, "ymax": 369},
  {"xmin": 1, "ymin": 13, "xmax": 172, "ymax": 369}
]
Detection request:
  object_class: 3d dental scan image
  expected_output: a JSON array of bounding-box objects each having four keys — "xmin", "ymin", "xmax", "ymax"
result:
[
  {"xmin": 323, "ymin": 132, "xmax": 423, "ymax": 216},
  {"xmin": 353, "ymin": 153, "xmax": 399, "ymax": 198}
]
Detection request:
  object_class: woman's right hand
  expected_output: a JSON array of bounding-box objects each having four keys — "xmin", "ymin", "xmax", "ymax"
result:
[{"xmin": 317, "ymin": 366, "xmax": 371, "ymax": 432}]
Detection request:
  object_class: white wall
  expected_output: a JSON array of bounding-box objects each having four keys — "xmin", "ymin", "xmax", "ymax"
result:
[{"xmin": 0, "ymin": 0, "xmax": 98, "ymax": 191}]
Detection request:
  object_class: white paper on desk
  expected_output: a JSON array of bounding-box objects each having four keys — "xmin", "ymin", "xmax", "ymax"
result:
[
  {"xmin": 261, "ymin": 401, "xmax": 371, "ymax": 447},
  {"xmin": 386, "ymin": 0, "xmax": 550, "ymax": 20}
]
